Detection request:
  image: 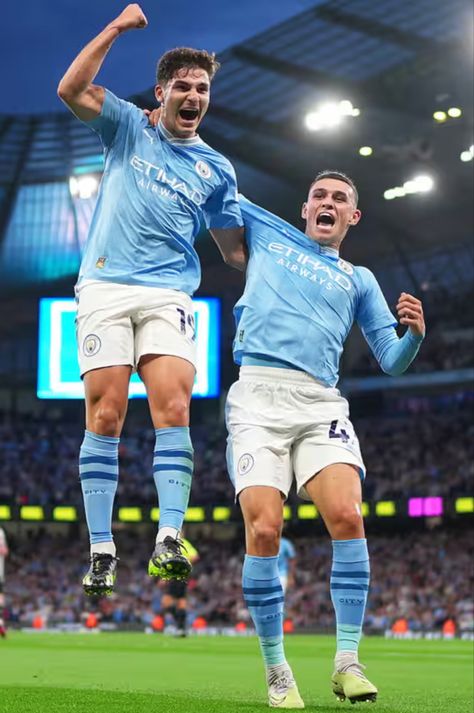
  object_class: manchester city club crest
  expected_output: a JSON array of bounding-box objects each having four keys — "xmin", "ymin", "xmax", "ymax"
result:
[
  {"xmin": 238, "ymin": 453, "xmax": 254, "ymax": 475},
  {"xmin": 83, "ymin": 334, "xmax": 101, "ymax": 357},
  {"xmin": 195, "ymin": 160, "xmax": 212, "ymax": 180},
  {"xmin": 337, "ymin": 258, "xmax": 354, "ymax": 275}
]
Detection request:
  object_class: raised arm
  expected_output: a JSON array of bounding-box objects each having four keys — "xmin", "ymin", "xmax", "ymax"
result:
[{"xmin": 57, "ymin": 4, "xmax": 147, "ymax": 121}]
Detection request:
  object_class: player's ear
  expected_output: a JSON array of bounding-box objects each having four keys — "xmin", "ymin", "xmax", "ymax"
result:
[
  {"xmin": 348, "ymin": 208, "xmax": 361, "ymax": 225},
  {"xmin": 154, "ymin": 84, "xmax": 165, "ymax": 105},
  {"xmin": 301, "ymin": 202, "xmax": 308, "ymax": 220}
]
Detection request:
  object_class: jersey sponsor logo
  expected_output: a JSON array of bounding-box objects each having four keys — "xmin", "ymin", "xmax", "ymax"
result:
[
  {"xmin": 83, "ymin": 334, "xmax": 101, "ymax": 357},
  {"xmin": 238, "ymin": 453, "xmax": 254, "ymax": 475},
  {"xmin": 130, "ymin": 154, "xmax": 205, "ymax": 205},
  {"xmin": 195, "ymin": 160, "xmax": 212, "ymax": 179},
  {"xmin": 269, "ymin": 243, "xmax": 352, "ymax": 290}
]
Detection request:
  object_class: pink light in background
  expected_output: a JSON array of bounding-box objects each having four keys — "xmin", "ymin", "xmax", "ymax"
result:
[
  {"xmin": 408, "ymin": 498, "xmax": 423, "ymax": 517},
  {"xmin": 424, "ymin": 497, "xmax": 443, "ymax": 517},
  {"xmin": 408, "ymin": 497, "xmax": 443, "ymax": 517}
]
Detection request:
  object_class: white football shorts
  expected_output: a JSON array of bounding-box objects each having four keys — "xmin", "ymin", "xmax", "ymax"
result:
[
  {"xmin": 225, "ymin": 366, "xmax": 365, "ymax": 500},
  {"xmin": 75, "ymin": 280, "xmax": 197, "ymax": 377}
]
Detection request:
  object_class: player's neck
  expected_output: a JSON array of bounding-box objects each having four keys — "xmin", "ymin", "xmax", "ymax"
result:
[{"xmin": 159, "ymin": 119, "xmax": 198, "ymax": 142}]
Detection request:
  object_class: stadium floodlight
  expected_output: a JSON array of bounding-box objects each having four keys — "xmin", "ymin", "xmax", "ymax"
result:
[
  {"xmin": 359, "ymin": 146, "xmax": 373, "ymax": 156},
  {"xmin": 433, "ymin": 110, "xmax": 447, "ymax": 122},
  {"xmin": 69, "ymin": 174, "xmax": 99, "ymax": 199},
  {"xmin": 411, "ymin": 174, "xmax": 434, "ymax": 193},
  {"xmin": 460, "ymin": 145, "xmax": 474, "ymax": 162},
  {"xmin": 305, "ymin": 99, "xmax": 359, "ymax": 131},
  {"xmin": 305, "ymin": 111, "xmax": 323, "ymax": 131},
  {"xmin": 447, "ymin": 107, "xmax": 462, "ymax": 118},
  {"xmin": 393, "ymin": 186, "xmax": 406, "ymax": 198},
  {"xmin": 385, "ymin": 175, "xmax": 434, "ymax": 200},
  {"xmin": 339, "ymin": 99, "xmax": 354, "ymax": 115}
]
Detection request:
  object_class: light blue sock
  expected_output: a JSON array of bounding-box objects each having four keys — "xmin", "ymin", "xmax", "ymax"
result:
[
  {"xmin": 330, "ymin": 538, "xmax": 370, "ymax": 653},
  {"xmin": 79, "ymin": 431, "xmax": 119, "ymax": 546},
  {"xmin": 243, "ymin": 555, "xmax": 286, "ymax": 667},
  {"xmin": 153, "ymin": 427, "xmax": 193, "ymax": 532}
]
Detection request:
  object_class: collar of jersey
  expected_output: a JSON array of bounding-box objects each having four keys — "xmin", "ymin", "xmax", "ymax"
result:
[{"xmin": 157, "ymin": 121, "xmax": 203, "ymax": 146}]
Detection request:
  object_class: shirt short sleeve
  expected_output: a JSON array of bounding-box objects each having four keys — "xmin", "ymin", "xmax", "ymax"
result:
[
  {"xmin": 86, "ymin": 89, "xmax": 138, "ymax": 149},
  {"xmin": 202, "ymin": 163, "xmax": 243, "ymax": 229}
]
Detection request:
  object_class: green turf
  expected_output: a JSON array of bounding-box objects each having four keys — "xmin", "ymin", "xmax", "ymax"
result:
[{"xmin": 0, "ymin": 633, "xmax": 472, "ymax": 712}]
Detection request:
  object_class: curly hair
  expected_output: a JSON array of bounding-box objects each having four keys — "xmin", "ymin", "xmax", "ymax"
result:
[
  {"xmin": 310, "ymin": 170, "xmax": 359, "ymax": 205},
  {"xmin": 156, "ymin": 47, "xmax": 220, "ymax": 85}
]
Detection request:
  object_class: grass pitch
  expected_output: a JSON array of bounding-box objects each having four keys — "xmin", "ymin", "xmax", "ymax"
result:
[{"xmin": 0, "ymin": 633, "xmax": 472, "ymax": 712}]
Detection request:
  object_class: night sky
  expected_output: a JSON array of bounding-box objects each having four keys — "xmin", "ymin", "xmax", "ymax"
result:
[{"xmin": 1, "ymin": 0, "xmax": 317, "ymax": 115}]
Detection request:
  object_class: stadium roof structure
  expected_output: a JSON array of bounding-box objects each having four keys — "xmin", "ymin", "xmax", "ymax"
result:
[{"xmin": 0, "ymin": 0, "xmax": 473, "ymax": 294}]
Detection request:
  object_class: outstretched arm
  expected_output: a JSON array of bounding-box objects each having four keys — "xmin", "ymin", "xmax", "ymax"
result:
[{"xmin": 57, "ymin": 4, "xmax": 147, "ymax": 121}]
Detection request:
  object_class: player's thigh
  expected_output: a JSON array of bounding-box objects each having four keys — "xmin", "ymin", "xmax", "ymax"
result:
[
  {"xmin": 135, "ymin": 289, "xmax": 197, "ymax": 373},
  {"xmin": 138, "ymin": 355, "xmax": 195, "ymax": 427},
  {"xmin": 304, "ymin": 463, "xmax": 364, "ymax": 538},
  {"xmin": 225, "ymin": 380, "xmax": 293, "ymax": 498},
  {"xmin": 76, "ymin": 281, "xmax": 135, "ymax": 376},
  {"xmin": 293, "ymin": 412, "xmax": 365, "ymax": 501},
  {"xmin": 84, "ymin": 366, "xmax": 132, "ymax": 434}
]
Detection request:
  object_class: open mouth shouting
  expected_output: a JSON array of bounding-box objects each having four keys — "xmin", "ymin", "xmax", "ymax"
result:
[
  {"xmin": 316, "ymin": 211, "xmax": 336, "ymax": 231},
  {"xmin": 178, "ymin": 107, "xmax": 200, "ymax": 124}
]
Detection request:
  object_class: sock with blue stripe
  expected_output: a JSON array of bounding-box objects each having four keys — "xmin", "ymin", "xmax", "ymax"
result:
[
  {"xmin": 330, "ymin": 538, "xmax": 370, "ymax": 656},
  {"xmin": 243, "ymin": 554, "xmax": 287, "ymax": 669},
  {"xmin": 79, "ymin": 431, "xmax": 119, "ymax": 556},
  {"xmin": 153, "ymin": 427, "xmax": 193, "ymax": 541}
]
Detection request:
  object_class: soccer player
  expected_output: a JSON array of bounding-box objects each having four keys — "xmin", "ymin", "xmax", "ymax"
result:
[
  {"xmin": 57, "ymin": 4, "xmax": 244, "ymax": 596},
  {"xmin": 160, "ymin": 534, "xmax": 199, "ymax": 637},
  {"xmin": 0, "ymin": 526, "xmax": 8, "ymax": 637},
  {"xmin": 226, "ymin": 172, "xmax": 425, "ymax": 707}
]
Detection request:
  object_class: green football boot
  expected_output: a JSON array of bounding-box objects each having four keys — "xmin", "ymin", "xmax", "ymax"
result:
[
  {"xmin": 148, "ymin": 536, "xmax": 192, "ymax": 581},
  {"xmin": 332, "ymin": 662, "xmax": 377, "ymax": 704},
  {"xmin": 267, "ymin": 667, "xmax": 305, "ymax": 709},
  {"xmin": 82, "ymin": 553, "xmax": 118, "ymax": 596}
]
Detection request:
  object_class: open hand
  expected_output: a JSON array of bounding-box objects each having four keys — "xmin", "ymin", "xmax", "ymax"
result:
[
  {"xmin": 396, "ymin": 292, "xmax": 425, "ymax": 337},
  {"xmin": 144, "ymin": 107, "xmax": 161, "ymax": 126}
]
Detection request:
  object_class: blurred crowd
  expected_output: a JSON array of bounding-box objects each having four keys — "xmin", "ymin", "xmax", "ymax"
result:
[
  {"xmin": 0, "ymin": 393, "xmax": 472, "ymax": 506},
  {"xmin": 352, "ymin": 286, "xmax": 474, "ymax": 376},
  {"xmin": 3, "ymin": 528, "xmax": 472, "ymax": 635}
]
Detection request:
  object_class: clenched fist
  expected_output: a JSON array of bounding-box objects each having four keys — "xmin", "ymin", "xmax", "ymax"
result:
[
  {"xmin": 396, "ymin": 292, "xmax": 425, "ymax": 338},
  {"xmin": 111, "ymin": 4, "xmax": 148, "ymax": 33}
]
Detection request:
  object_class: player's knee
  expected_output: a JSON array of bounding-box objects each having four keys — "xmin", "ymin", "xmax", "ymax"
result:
[
  {"xmin": 248, "ymin": 520, "xmax": 281, "ymax": 554},
  {"xmin": 89, "ymin": 401, "xmax": 124, "ymax": 436},
  {"xmin": 329, "ymin": 504, "xmax": 363, "ymax": 539},
  {"xmin": 156, "ymin": 397, "xmax": 190, "ymax": 426}
]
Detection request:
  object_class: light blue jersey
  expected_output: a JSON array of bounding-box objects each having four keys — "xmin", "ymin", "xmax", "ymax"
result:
[
  {"xmin": 79, "ymin": 90, "xmax": 243, "ymax": 294},
  {"xmin": 278, "ymin": 537, "xmax": 295, "ymax": 577},
  {"xmin": 234, "ymin": 196, "xmax": 422, "ymax": 387}
]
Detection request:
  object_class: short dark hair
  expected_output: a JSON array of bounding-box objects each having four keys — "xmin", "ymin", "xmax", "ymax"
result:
[
  {"xmin": 310, "ymin": 170, "xmax": 359, "ymax": 205},
  {"xmin": 156, "ymin": 47, "xmax": 220, "ymax": 85}
]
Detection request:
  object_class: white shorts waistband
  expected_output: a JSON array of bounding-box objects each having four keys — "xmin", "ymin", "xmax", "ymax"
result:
[{"xmin": 238, "ymin": 365, "xmax": 333, "ymax": 390}]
